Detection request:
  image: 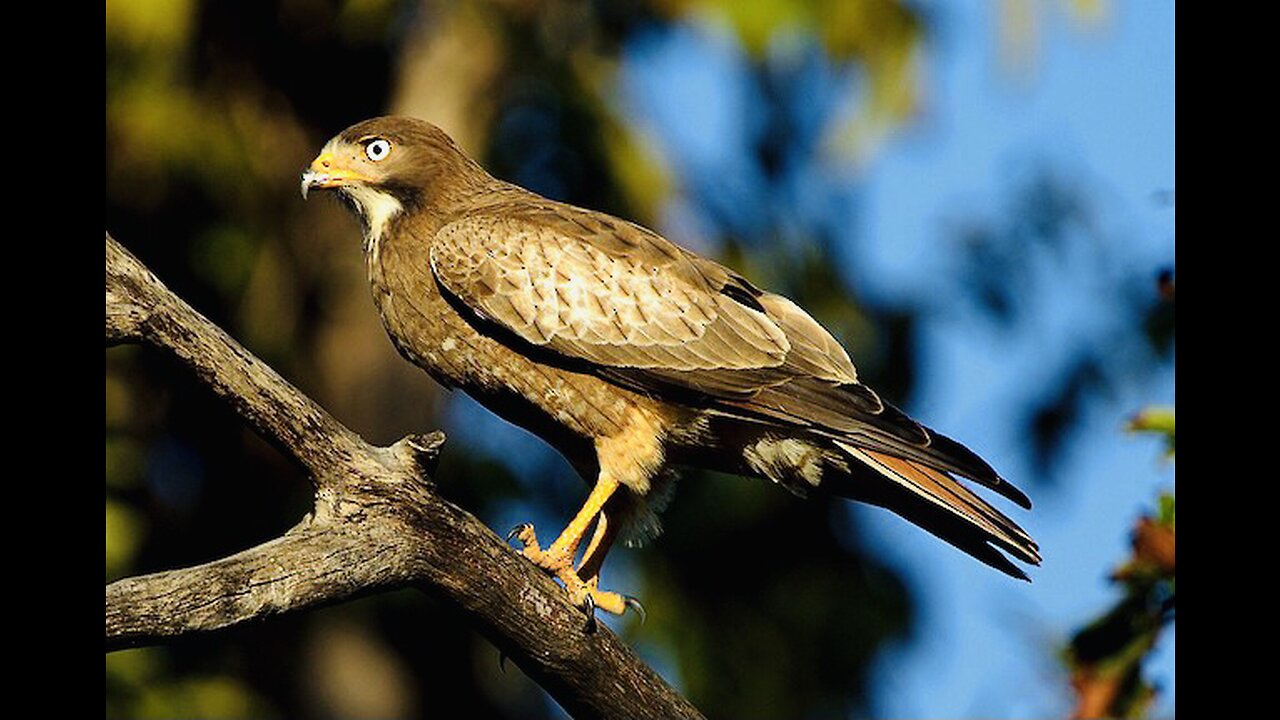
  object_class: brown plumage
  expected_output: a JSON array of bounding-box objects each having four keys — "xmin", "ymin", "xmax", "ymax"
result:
[{"xmin": 302, "ymin": 116, "xmax": 1039, "ymax": 617}]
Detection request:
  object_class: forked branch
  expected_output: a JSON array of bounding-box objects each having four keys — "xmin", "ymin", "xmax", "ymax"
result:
[{"xmin": 104, "ymin": 233, "xmax": 702, "ymax": 720}]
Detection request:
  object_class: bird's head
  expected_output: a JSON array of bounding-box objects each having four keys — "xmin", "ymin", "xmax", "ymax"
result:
[{"xmin": 301, "ymin": 116, "xmax": 487, "ymax": 242}]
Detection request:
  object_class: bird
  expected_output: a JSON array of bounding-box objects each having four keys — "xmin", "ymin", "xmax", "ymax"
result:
[{"xmin": 301, "ymin": 116, "xmax": 1039, "ymax": 622}]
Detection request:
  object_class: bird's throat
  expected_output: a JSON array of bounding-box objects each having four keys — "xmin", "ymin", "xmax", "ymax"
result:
[{"xmin": 340, "ymin": 185, "xmax": 404, "ymax": 261}]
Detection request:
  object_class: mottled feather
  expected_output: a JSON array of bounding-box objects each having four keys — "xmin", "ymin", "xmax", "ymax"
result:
[{"xmin": 429, "ymin": 202, "xmax": 792, "ymax": 373}]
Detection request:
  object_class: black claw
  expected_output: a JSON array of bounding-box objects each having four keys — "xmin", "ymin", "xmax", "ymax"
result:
[
  {"xmin": 581, "ymin": 593, "xmax": 598, "ymax": 634},
  {"xmin": 498, "ymin": 650, "xmax": 509, "ymax": 673},
  {"xmin": 624, "ymin": 595, "xmax": 647, "ymax": 625},
  {"xmin": 506, "ymin": 523, "xmax": 532, "ymax": 544}
]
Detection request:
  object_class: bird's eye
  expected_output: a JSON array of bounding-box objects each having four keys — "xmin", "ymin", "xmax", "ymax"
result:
[{"xmin": 365, "ymin": 139, "xmax": 392, "ymax": 162}]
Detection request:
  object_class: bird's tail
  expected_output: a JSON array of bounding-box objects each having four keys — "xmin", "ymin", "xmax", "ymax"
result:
[{"xmin": 830, "ymin": 440, "xmax": 1041, "ymax": 579}]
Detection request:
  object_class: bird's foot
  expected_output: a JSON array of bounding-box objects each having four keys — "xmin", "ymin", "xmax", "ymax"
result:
[
  {"xmin": 564, "ymin": 576, "xmax": 644, "ymax": 633},
  {"xmin": 506, "ymin": 523, "xmax": 644, "ymax": 629},
  {"xmin": 567, "ymin": 577, "xmax": 645, "ymax": 629},
  {"xmin": 507, "ymin": 522, "xmax": 576, "ymax": 579},
  {"xmin": 506, "ymin": 523, "xmax": 544, "ymax": 558}
]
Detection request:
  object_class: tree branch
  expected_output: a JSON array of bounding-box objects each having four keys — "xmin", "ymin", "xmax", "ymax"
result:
[{"xmin": 104, "ymin": 233, "xmax": 703, "ymax": 720}]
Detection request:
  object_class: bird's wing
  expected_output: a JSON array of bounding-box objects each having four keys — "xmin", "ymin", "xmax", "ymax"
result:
[
  {"xmin": 429, "ymin": 202, "xmax": 799, "ymax": 382},
  {"xmin": 430, "ymin": 201, "xmax": 1027, "ymax": 508}
]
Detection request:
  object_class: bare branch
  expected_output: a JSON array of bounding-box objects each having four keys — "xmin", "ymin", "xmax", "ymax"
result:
[
  {"xmin": 105, "ymin": 233, "xmax": 703, "ymax": 720},
  {"xmin": 105, "ymin": 522, "xmax": 412, "ymax": 650},
  {"xmin": 106, "ymin": 233, "xmax": 368, "ymax": 486}
]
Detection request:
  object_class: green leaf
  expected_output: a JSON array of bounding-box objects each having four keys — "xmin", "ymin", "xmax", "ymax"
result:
[
  {"xmin": 1126, "ymin": 405, "xmax": 1174, "ymax": 458},
  {"xmin": 1157, "ymin": 492, "xmax": 1175, "ymax": 529}
]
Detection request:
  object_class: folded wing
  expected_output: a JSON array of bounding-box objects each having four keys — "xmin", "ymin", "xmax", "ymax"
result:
[{"xmin": 429, "ymin": 199, "xmax": 1036, "ymax": 572}]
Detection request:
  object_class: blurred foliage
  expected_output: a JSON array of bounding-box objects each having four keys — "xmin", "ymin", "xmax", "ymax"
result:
[
  {"xmin": 1064, "ymin": 274, "xmax": 1174, "ymax": 719},
  {"xmin": 997, "ymin": 0, "xmax": 1109, "ymax": 81},
  {"xmin": 1064, "ymin": 485, "xmax": 1174, "ymax": 719},
  {"xmin": 107, "ymin": 647, "xmax": 278, "ymax": 719},
  {"xmin": 947, "ymin": 168, "xmax": 1175, "ymax": 482},
  {"xmin": 1126, "ymin": 405, "xmax": 1175, "ymax": 459},
  {"xmin": 653, "ymin": 0, "xmax": 925, "ymax": 161}
]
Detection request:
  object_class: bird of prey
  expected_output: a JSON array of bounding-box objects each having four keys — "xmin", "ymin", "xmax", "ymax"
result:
[{"xmin": 301, "ymin": 116, "xmax": 1039, "ymax": 620}]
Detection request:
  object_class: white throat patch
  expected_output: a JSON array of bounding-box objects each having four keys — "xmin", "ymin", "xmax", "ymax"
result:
[{"xmin": 342, "ymin": 184, "xmax": 403, "ymax": 264}]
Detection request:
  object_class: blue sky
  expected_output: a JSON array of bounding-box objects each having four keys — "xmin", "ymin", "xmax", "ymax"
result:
[
  {"xmin": 850, "ymin": 4, "xmax": 1174, "ymax": 717},
  {"xmin": 451, "ymin": 3, "xmax": 1174, "ymax": 716}
]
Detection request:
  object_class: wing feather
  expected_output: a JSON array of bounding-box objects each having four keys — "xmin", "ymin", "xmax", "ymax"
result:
[
  {"xmin": 429, "ymin": 199, "xmax": 1030, "ymax": 511},
  {"xmin": 430, "ymin": 204, "xmax": 792, "ymax": 375},
  {"xmin": 835, "ymin": 443, "xmax": 1040, "ymax": 573}
]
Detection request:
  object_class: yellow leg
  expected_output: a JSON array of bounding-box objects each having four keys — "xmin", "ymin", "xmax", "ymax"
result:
[
  {"xmin": 509, "ymin": 473, "xmax": 641, "ymax": 620},
  {"xmin": 573, "ymin": 509, "xmax": 629, "ymax": 615},
  {"xmin": 576, "ymin": 507, "xmax": 619, "ymax": 585},
  {"xmin": 515, "ymin": 472, "xmax": 618, "ymax": 572}
]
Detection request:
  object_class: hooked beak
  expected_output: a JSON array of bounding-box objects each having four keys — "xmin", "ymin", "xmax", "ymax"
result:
[{"xmin": 300, "ymin": 152, "xmax": 373, "ymax": 199}]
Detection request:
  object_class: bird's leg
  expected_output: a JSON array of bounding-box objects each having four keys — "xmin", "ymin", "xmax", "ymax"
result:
[
  {"xmin": 529, "ymin": 471, "xmax": 619, "ymax": 571},
  {"xmin": 509, "ymin": 472, "xmax": 639, "ymax": 620},
  {"xmin": 511, "ymin": 472, "xmax": 618, "ymax": 587},
  {"xmin": 574, "ymin": 506, "xmax": 646, "ymax": 620},
  {"xmin": 573, "ymin": 507, "xmax": 626, "ymax": 614},
  {"xmin": 575, "ymin": 506, "xmax": 618, "ymax": 585}
]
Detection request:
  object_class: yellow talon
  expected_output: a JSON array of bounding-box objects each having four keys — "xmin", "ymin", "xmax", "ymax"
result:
[{"xmin": 506, "ymin": 471, "xmax": 645, "ymax": 625}]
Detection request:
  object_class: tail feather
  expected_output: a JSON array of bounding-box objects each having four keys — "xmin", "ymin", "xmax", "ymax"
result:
[
  {"xmin": 742, "ymin": 381, "xmax": 1033, "ymax": 510},
  {"xmin": 833, "ymin": 441, "xmax": 1041, "ymax": 576}
]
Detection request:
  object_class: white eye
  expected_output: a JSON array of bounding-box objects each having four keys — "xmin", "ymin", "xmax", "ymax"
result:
[{"xmin": 365, "ymin": 138, "xmax": 391, "ymax": 162}]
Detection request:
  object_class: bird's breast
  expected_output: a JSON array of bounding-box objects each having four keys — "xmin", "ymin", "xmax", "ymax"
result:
[{"xmin": 366, "ymin": 228, "xmax": 686, "ymax": 463}]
